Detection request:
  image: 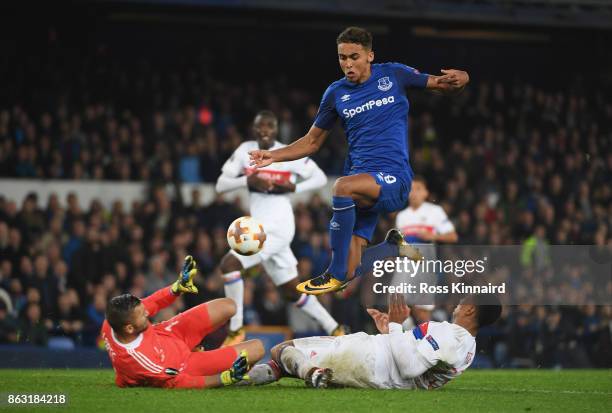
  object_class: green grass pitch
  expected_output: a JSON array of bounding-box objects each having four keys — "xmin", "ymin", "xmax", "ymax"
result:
[{"xmin": 1, "ymin": 369, "xmax": 610, "ymax": 412}]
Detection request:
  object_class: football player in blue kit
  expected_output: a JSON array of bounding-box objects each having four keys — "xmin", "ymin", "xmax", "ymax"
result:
[{"xmin": 249, "ymin": 26, "xmax": 469, "ymax": 295}]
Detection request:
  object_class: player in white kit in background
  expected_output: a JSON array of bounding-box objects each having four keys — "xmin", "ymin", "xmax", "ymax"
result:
[
  {"xmin": 394, "ymin": 176, "xmax": 459, "ymax": 328},
  {"xmin": 215, "ymin": 111, "xmax": 346, "ymax": 346},
  {"xmin": 247, "ymin": 293, "xmax": 501, "ymax": 390},
  {"xmin": 395, "ymin": 176, "xmax": 458, "ymax": 246}
]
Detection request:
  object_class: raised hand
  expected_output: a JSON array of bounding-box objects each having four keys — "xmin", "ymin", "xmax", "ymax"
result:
[
  {"xmin": 249, "ymin": 149, "xmax": 275, "ymax": 168},
  {"xmin": 171, "ymin": 255, "xmax": 199, "ymax": 295},
  {"xmin": 436, "ymin": 69, "xmax": 469, "ymax": 89},
  {"xmin": 367, "ymin": 308, "xmax": 390, "ymax": 334},
  {"xmin": 388, "ymin": 293, "xmax": 411, "ymax": 324}
]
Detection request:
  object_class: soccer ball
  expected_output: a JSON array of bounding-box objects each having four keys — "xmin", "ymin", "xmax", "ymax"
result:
[{"xmin": 227, "ymin": 216, "xmax": 266, "ymax": 256}]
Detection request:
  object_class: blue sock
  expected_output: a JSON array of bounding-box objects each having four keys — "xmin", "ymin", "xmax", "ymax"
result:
[
  {"xmin": 327, "ymin": 196, "xmax": 355, "ymax": 281},
  {"xmin": 353, "ymin": 241, "xmax": 399, "ymax": 279}
]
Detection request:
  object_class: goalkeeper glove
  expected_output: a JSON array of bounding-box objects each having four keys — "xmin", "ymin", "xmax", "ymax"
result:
[
  {"xmin": 220, "ymin": 350, "xmax": 250, "ymax": 386},
  {"xmin": 171, "ymin": 255, "xmax": 199, "ymax": 295}
]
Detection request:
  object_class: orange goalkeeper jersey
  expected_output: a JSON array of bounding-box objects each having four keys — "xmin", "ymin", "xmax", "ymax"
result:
[{"xmin": 100, "ymin": 287, "xmax": 206, "ymax": 388}]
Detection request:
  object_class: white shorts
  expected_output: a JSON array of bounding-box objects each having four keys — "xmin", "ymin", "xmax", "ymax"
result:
[
  {"xmin": 230, "ymin": 232, "xmax": 298, "ymax": 286},
  {"xmin": 292, "ymin": 333, "xmax": 380, "ymax": 388}
]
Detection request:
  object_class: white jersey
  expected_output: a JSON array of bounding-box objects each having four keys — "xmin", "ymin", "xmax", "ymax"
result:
[
  {"xmin": 380, "ymin": 321, "xmax": 476, "ymax": 389},
  {"xmin": 293, "ymin": 321, "xmax": 475, "ymax": 390},
  {"xmin": 395, "ymin": 201, "xmax": 455, "ymax": 244},
  {"xmin": 217, "ymin": 140, "xmax": 326, "ymax": 242}
]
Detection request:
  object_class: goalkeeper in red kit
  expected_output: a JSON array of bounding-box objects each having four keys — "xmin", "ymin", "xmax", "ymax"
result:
[{"xmin": 101, "ymin": 255, "xmax": 265, "ymax": 388}]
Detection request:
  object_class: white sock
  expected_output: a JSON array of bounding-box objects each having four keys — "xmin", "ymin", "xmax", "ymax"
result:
[
  {"xmin": 295, "ymin": 294, "xmax": 338, "ymax": 335},
  {"xmin": 247, "ymin": 362, "xmax": 280, "ymax": 385},
  {"xmin": 223, "ymin": 270, "xmax": 244, "ymax": 331},
  {"xmin": 280, "ymin": 346, "xmax": 314, "ymax": 379}
]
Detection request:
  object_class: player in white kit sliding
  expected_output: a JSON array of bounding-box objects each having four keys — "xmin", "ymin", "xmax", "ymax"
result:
[
  {"xmin": 249, "ymin": 293, "xmax": 501, "ymax": 389},
  {"xmin": 215, "ymin": 110, "xmax": 346, "ymax": 346}
]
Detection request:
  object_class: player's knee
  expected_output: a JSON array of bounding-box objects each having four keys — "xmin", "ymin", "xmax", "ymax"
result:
[
  {"xmin": 218, "ymin": 297, "xmax": 237, "ymax": 319},
  {"xmin": 248, "ymin": 339, "xmax": 265, "ymax": 362},
  {"xmin": 270, "ymin": 341, "xmax": 293, "ymax": 362},
  {"xmin": 270, "ymin": 344, "xmax": 282, "ymax": 362},
  {"xmin": 332, "ymin": 177, "xmax": 353, "ymax": 197}
]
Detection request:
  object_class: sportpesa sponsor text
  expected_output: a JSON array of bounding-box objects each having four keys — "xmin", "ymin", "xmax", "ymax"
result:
[{"xmin": 342, "ymin": 95, "xmax": 395, "ymax": 119}]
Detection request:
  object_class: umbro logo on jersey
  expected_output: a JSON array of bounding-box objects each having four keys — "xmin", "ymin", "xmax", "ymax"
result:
[
  {"xmin": 341, "ymin": 94, "xmax": 351, "ymax": 102},
  {"xmin": 330, "ymin": 221, "xmax": 340, "ymax": 230},
  {"xmin": 377, "ymin": 76, "xmax": 393, "ymax": 91},
  {"xmin": 342, "ymin": 95, "xmax": 395, "ymax": 119}
]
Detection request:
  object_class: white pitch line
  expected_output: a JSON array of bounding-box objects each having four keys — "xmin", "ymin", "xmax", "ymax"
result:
[{"xmin": 451, "ymin": 387, "xmax": 612, "ymax": 396}]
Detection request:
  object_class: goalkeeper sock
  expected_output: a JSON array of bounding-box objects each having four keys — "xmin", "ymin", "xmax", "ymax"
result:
[
  {"xmin": 295, "ymin": 294, "xmax": 338, "ymax": 335},
  {"xmin": 280, "ymin": 346, "xmax": 314, "ymax": 379},
  {"xmin": 223, "ymin": 271, "xmax": 244, "ymax": 331},
  {"xmin": 327, "ymin": 196, "xmax": 355, "ymax": 281}
]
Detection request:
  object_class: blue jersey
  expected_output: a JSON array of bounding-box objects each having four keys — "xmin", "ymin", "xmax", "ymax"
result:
[{"xmin": 314, "ymin": 62, "xmax": 429, "ymax": 177}]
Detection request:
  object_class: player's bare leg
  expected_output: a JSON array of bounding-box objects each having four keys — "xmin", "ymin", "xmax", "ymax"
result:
[
  {"xmin": 228, "ymin": 339, "xmax": 265, "ymax": 363},
  {"xmin": 297, "ymin": 174, "xmax": 380, "ymax": 295},
  {"xmin": 280, "ymin": 278, "xmax": 347, "ymax": 336},
  {"xmin": 204, "ymin": 297, "xmax": 239, "ymax": 327},
  {"xmin": 218, "ymin": 252, "xmax": 247, "ymax": 346}
]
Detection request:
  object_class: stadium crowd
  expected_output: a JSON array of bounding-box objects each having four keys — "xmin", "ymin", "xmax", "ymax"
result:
[{"xmin": 1, "ymin": 33, "xmax": 611, "ymax": 368}]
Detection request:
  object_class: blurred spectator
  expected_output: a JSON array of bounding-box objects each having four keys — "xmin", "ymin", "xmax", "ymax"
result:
[
  {"xmin": 18, "ymin": 302, "xmax": 48, "ymax": 346},
  {"xmin": 52, "ymin": 291, "xmax": 84, "ymax": 344},
  {"xmin": 0, "ymin": 297, "xmax": 18, "ymax": 344}
]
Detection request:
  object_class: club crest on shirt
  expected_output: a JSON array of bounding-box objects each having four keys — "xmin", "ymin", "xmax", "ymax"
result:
[{"xmin": 377, "ymin": 76, "xmax": 393, "ymax": 91}]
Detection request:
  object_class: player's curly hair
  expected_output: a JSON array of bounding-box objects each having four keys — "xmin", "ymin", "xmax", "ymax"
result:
[
  {"xmin": 336, "ymin": 26, "xmax": 373, "ymax": 50},
  {"xmin": 106, "ymin": 294, "xmax": 142, "ymax": 331}
]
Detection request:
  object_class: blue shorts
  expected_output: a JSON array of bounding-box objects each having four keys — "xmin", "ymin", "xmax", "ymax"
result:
[{"xmin": 353, "ymin": 172, "xmax": 412, "ymax": 242}]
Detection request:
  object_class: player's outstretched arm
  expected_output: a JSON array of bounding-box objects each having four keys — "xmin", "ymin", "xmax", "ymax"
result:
[
  {"xmin": 426, "ymin": 69, "xmax": 469, "ymax": 95},
  {"xmin": 249, "ymin": 126, "xmax": 329, "ymax": 168}
]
